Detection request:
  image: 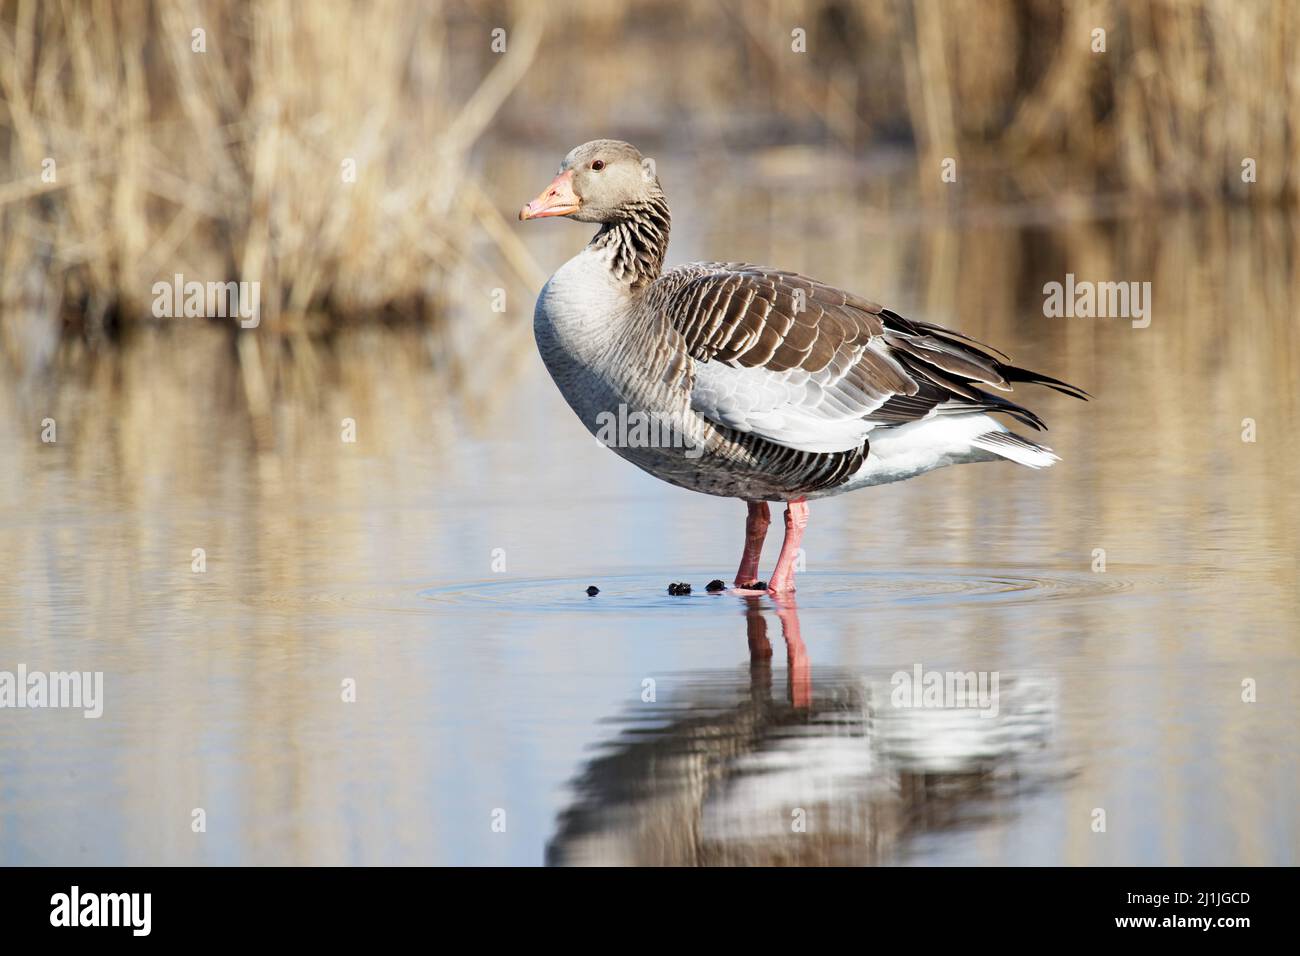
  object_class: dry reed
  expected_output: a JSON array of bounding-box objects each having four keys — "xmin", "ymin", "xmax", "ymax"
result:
[
  {"xmin": 2, "ymin": 0, "xmax": 1296, "ymax": 369},
  {"xmin": 499, "ymin": 0, "xmax": 1299, "ymax": 203},
  {"xmin": 0, "ymin": 0, "xmax": 542, "ymax": 373}
]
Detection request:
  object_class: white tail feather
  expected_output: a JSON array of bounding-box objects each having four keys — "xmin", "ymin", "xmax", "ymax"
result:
[{"xmin": 971, "ymin": 431, "xmax": 1061, "ymax": 469}]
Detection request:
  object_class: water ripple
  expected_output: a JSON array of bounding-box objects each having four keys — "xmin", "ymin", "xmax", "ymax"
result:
[{"xmin": 415, "ymin": 566, "xmax": 1202, "ymax": 615}]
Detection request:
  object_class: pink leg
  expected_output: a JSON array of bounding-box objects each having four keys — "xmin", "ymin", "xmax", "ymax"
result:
[
  {"xmin": 744, "ymin": 600, "xmax": 773, "ymax": 661},
  {"xmin": 773, "ymin": 598, "xmax": 810, "ymax": 709},
  {"xmin": 734, "ymin": 501, "xmax": 771, "ymax": 586},
  {"xmin": 766, "ymin": 500, "xmax": 809, "ymax": 594}
]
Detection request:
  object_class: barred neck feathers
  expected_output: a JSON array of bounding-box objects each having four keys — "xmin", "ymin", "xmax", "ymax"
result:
[{"xmin": 591, "ymin": 195, "xmax": 671, "ymax": 291}]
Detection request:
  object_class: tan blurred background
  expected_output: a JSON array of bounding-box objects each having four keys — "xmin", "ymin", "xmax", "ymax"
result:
[
  {"xmin": 3, "ymin": 0, "xmax": 1298, "ymax": 355},
  {"xmin": 0, "ymin": 1, "xmax": 1297, "ymax": 865}
]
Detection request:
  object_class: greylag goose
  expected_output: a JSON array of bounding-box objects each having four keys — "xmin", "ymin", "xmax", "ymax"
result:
[{"xmin": 520, "ymin": 140, "xmax": 1087, "ymax": 594}]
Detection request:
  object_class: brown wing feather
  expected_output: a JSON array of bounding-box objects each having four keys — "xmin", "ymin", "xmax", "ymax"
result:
[{"xmin": 651, "ymin": 262, "xmax": 1086, "ymax": 437}]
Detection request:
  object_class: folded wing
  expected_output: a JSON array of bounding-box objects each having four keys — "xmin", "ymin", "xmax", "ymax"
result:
[{"xmin": 650, "ymin": 262, "xmax": 1086, "ymax": 455}]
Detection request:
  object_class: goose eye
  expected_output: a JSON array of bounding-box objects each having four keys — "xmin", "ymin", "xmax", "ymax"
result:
[{"xmin": 591, "ymin": 160, "xmax": 605, "ymax": 171}]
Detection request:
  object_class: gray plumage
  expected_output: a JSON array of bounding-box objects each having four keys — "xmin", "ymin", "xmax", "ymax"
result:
[{"xmin": 525, "ymin": 141, "xmax": 1087, "ymax": 503}]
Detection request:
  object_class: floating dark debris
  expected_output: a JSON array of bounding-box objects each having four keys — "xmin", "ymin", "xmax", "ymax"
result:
[
  {"xmin": 666, "ymin": 582, "xmax": 692, "ymax": 595},
  {"xmin": 705, "ymin": 579, "xmax": 726, "ymax": 592},
  {"xmin": 585, "ymin": 585, "xmax": 599, "ymax": 596}
]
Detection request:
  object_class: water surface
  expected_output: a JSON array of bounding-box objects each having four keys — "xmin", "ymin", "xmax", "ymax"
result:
[{"xmin": 1, "ymin": 165, "xmax": 1297, "ymax": 865}]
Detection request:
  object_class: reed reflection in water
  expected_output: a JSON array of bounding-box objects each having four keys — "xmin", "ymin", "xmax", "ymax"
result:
[{"xmin": 1, "ymin": 163, "xmax": 1297, "ymax": 864}]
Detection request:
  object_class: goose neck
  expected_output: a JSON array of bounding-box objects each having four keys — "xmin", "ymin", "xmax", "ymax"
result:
[{"xmin": 590, "ymin": 195, "xmax": 671, "ymax": 291}]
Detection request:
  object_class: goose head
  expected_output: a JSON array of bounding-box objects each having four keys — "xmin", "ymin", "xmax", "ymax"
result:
[{"xmin": 519, "ymin": 139, "xmax": 661, "ymax": 224}]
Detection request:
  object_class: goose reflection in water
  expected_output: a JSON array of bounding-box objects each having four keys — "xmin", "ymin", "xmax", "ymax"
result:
[{"xmin": 547, "ymin": 599, "xmax": 1064, "ymax": 866}]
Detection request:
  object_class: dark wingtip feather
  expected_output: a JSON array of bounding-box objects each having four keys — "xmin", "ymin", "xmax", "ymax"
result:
[
  {"xmin": 912, "ymin": 319, "xmax": 1012, "ymax": 362},
  {"xmin": 1001, "ymin": 364, "xmax": 1091, "ymax": 401},
  {"xmin": 969, "ymin": 386, "xmax": 1049, "ymax": 431}
]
